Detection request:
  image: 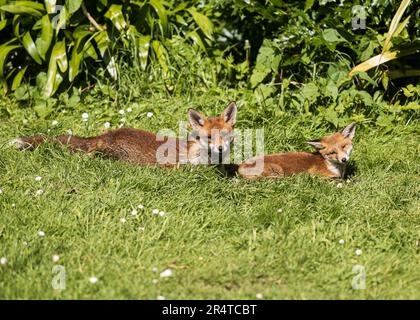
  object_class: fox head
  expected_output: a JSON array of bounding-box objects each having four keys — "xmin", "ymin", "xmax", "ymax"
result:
[
  {"xmin": 306, "ymin": 122, "xmax": 356, "ymax": 165},
  {"xmin": 188, "ymin": 101, "xmax": 237, "ymax": 155}
]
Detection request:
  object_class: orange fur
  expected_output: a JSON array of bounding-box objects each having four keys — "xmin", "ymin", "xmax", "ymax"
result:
[
  {"xmin": 238, "ymin": 123, "xmax": 356, "ymax": 179},
  {"xmin": 14, "ymin": 102, "xmax": 238, "ymax": 168}
]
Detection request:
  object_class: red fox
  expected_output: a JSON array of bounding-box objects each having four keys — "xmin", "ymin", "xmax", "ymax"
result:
[
  {"xmin": 238, "ymin": 122, "xmax": 356, "ymax": 179},
  {"xmin": 12, "ymin": 102, "xmax": 237, "ymax": 167}
]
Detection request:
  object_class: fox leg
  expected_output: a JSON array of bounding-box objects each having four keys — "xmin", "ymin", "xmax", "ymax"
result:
[{"xmin": 239, "ymin": 161, "xmax": 285, "ymax": 180}]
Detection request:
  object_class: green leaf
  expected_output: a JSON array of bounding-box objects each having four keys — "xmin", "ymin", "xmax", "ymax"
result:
[
  {"xmin": 104, "ymin": 4, "xmax": 127, "ymax": 31},
  {"xmin": 69, "ymin": 30, "xmax": 92, "ymax": 81},
  {"xmin": 357, "ymin": 90, "xmax": 373, "ymax": 106},
  {"xmin": 399, "ymin": 102, "xmax": 420, "ymax": 110},
  {"xmin": 0, "ymin": 1, "xmax": 45, "ymax": 17},
  {"xmin": 304, "ymin": 0, "xmax": 315, "ymax": 11},
  {"xmin": 323, "ymin": 108, "xmax": 339, "ymax": 127},
  {"xmin": 250, "ymin": 69, "xmax": 270, "ymax": 89},
  {"xmin": 22, "ymin": 31, "xmax": 42, "ymax": 64},
  {"xmin": 325, "ymin": 81, "xmax": 338, "ymax": 100},
  {"xmin": 0, "ymin": 43, "xmax": 21, "ymax": 92},
  {"xmin": 65, "ymin": 0, "xmax": 82, "ymax": 14},
  {"xmin": 55, "ymin": 40, "xmax": 68, "ymax": 73},
  {"xmin": 356, "ymin": 71, "xmax": 377, "ymax": 87},
  {"xmin": 35, "ymin": 15, "xmax": 53, "ymax": 60},
  {"xmin": 44, "ymin": 41, "xmax": 66, "ymax": 97},
  {"xmin": 149, "ymin": 0, "xmax": 168, "ymax": 36},
  {"xmin": 138, "ymin": 34, "xmax": 151, "ymax": 71},
  {"xmin": 11, "ymin": 65, "xmax": 28, "ymax": 90},
  {"xmin": 186, "ymin": 30, "xmax": 207, "ymax": 53},
  {"xmin": 302, "ymin": 82, "xmax": 319, "ymax": 102},
  {"xmin": 44, "ymin": 0, "xmax": 57, "ymax": 14},
  {"xmin": 0, "ymin": 18, "xmax": 7, "ymax": 31},
  {"xmin": 322, "ymin": 28, "xmax": 347, "ymax": 43},
  {"xmin": 187, "ymin": 7, "xmax": 214, "ymax": 40},
  {"xmin": 94, "ymin": 31, "xmax": 117, "ymax": 79},
  {"xmin": 152, "ymin": 40, "xmax": 169, "ymax": 77}
]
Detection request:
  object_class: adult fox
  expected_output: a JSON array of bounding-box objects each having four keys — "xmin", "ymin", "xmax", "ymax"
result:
[
  {"xmin": 239, "ymin": 122, "xmax": 356, "ymax": 179},
  {"xmin": 12, "ymin": 102, "xmax": 237, "ymax": 168}
]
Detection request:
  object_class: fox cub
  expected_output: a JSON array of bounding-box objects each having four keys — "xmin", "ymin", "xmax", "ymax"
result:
[
  {"xmin": 12, "ymin": 102, "xmax": 237, "ymax": 167},
  {"xmin": 238, "ymin": 122, "xmax": 356, "ymax": 179}
]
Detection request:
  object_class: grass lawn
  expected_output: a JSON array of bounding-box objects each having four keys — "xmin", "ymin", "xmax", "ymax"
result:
[{"xmin": 0, "ymin": 96, "xmax": 419, "ymax": 299}]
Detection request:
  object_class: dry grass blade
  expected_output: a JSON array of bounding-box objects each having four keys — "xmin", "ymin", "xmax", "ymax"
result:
[{"xmin": 381, "ymin": 0, "xmax": 411, "ymax": 53}]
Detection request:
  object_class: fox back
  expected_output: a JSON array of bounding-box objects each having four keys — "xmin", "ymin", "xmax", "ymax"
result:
[{"xmin": 239, "ymin": 123, "xmax": 356, "ymax": 179}]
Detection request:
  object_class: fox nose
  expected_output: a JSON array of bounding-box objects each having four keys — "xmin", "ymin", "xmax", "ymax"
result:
[{"xmin": 341, "ymin": 157, "xmax": 347, "ymax": 163}]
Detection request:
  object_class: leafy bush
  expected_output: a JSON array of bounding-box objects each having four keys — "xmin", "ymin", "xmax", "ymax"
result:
[
  {"xmin": 215, "ymin": 0, "xmax": 420, "ymax": 127},
  {"xmin": 0, "ymin": 0, "xmax": 215, "ymax": 96},
  {"xmin": 0, "ymin": 0, "xmax": 418, "ymax": 130}
]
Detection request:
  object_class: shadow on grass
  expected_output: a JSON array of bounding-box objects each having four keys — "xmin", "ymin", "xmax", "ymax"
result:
[
  {"xmin": 216, "ymin": 164, "xmax": 239, "ymax": 178},
  {"xmin": 345, "ymin": 161, "xmax": 358, "ymax": 179}
]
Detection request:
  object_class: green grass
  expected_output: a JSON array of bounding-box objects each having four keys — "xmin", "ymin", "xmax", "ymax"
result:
[{"xmin": 0, "ymin": 96, "xmax": 419, "ymax": 299}]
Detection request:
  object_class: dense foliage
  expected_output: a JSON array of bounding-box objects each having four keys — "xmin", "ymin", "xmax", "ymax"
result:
[{"xmin": 0, "ymin": 0, "xmax": 419, "ymax": 129}]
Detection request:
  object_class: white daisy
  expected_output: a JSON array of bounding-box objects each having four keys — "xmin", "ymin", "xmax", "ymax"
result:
[
  {"xmin": 51, "ymin": 120, "xmax": 58, "ymax": 126},
  {"xmin": 126, "ymin": 107, "xmax": 132, "ymax": 113},
  {"xmin": 118, "ymin": 109, "xmax": 125, "ymax": 115},
  {"xmin": 120, "ymin": 118, "xmax": 126, "ymax": 123},
  {"xmin": 158, "ymin": 211, "xmax": 166, "ymax": 217},
  {"xmin": 120, "ymin": 217, "xmax": 127, "ymax": 224},
  {"xmin": 82, "ymin": 112, "xmax": 89, "ymax": 121},
  {"xmin": 137, "ymin": 204, "xmax": 144, "ymax": 209},
  {"xmin": 89, "ymin": 277, "xmax": 98, "ymax": 284},
  {"xmin": 339, "ymin": 239, "xmax": 345, "ymax": 245},
  {"xmin": 35, "ymin": 189, "xmax": 44, "ymax": 196},
  {"xmin": 256, "ymin": 293, "xmax": 263, "ymax": 299},
  {"xmin": 35, "ymin": 176, "xmax": 42, "ymax": 182},
  {"xmin": 52, "ymin": 255, "xmax": 60, "ymax": 262},
  {"xmin": 38, "ymin": 231, "xmax": 45, "ymax": 237},
  {"xmin": 0, "ymin": 188, "xmax": 3, "ymax": 194},
  {"xmin": 336, "ymin": 183, "xmax": 343, "ymax": 188},
  {"xmin": 152, "ymin": 209, "xmax": 159, "ymax": 215},
  {"xmin": 152, "ymin": 279, "xmax": 158, "ymax": 284},
  {"xmin": 160, "ymin": 268, "xmax": 173, "ymax": 278},
  {"xmin": 66, "ymin": 129, "xmax": 73, "ymax": 135},
  {"xmin": 0, "ymin": 257, "xmax": 7, "ymax": 265},
  {"xmin": 104, "ymin": 122, "xmax": 111, "ymax": 129},
  {"xmin": 277, "ymin": 208, "xmax": 283, "ymax": 213},
  {"xmin": 131, "ymin": 209, "xmax": 138, "ymax": 216},
  {"xmin": 355, "ymin": 249, "xmax": 362, "ymax": 256},
  {"xmin": 157, "ymin": 295, "xmax": 166, "ymax": 300},
  {"xmin": 147, "ymin": 112, "xmax": 153, "ymax": 118},
  {"xmin": 152, "ymin": 267, "xmax": 158, "ymax": 272}
]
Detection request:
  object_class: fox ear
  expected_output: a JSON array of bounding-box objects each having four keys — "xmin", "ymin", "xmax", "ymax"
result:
[
  {"xmin": 221, "ymin": 101, "xmax": 237, "ymax": 125},
  {"xmin": 342, "ymin": 122, "xmax": 356, "ymax": 140},
  {"xmin": 306, "ymin": 140, "xmax": 324, "ymax": 150},
  {"xmin": 188, "ymin": 108, "xmax": 206, "ymax": 129}
]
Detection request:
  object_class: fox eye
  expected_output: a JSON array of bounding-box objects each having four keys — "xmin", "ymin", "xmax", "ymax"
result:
[{"xmin": 327, "ymin": 151, "xmax": 337, "ymax": 155}]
